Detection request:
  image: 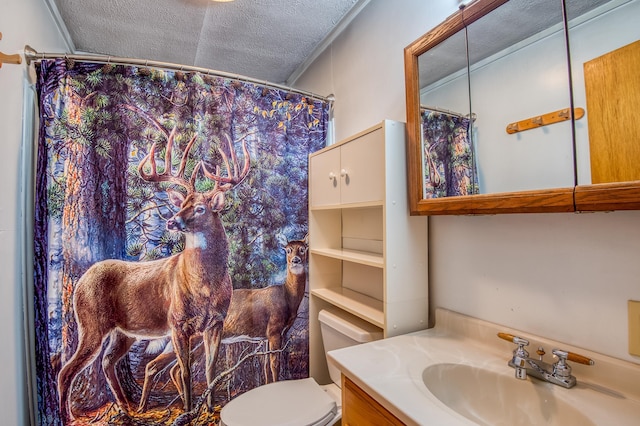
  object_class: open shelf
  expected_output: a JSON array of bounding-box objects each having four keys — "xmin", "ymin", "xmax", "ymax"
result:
[
  {"xmin": 310, "ymin": 200, "xmax": 384, "ymax": 211},
  {"xmin": 310, "ymin": 248, "xmax": 384, "ymax": 268},
  {"xmin": 308, "ymin": 120, "xmax": 429, "ymax": 384},
  {"xmin": 311, "ymin": 287, "xmax": 384, "ymax": 328}
]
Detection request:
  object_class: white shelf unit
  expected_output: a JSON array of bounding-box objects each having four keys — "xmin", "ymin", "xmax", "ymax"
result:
[{"xmin": 308, "ymin": 120, "xmax": 429, "ymax": 384}]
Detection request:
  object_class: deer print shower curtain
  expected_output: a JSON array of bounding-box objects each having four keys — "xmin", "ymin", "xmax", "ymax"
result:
[{"xmin": 33, "ymin": 59, "xmax": 329, "ymax": 425}]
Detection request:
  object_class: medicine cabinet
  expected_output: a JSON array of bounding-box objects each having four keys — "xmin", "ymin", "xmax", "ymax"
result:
[{"xmin": 404, "ymin": 0, "xmax": 640, "ymax": 215}]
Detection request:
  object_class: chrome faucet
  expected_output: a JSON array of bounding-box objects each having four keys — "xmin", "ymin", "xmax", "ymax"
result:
[{"xmin": 497, "ymin": 332, "xmax": 594, "ymax": 389}]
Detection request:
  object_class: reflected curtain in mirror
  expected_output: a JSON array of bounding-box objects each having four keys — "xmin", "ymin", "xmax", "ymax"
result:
[{"xmin": 421, "ymin": 109, "xmax": 478, "ymax": 198}]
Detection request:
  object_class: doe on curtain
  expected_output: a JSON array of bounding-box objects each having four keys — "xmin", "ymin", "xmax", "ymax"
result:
[{"xmin": 32, "ymin": 59, "xmax": 329, "ymax": 425}]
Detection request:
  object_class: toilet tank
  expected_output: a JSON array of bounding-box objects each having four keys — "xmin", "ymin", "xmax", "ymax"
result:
[{"xmin": 318, "ymin": 309, "xmax": 383, "ymax": 387}]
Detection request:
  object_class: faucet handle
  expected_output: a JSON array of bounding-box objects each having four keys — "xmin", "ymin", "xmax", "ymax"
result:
[
  {"xmin": 497, "ymin": 332, "xmax": 529, "ymax": 347},
  {"xmin": 497, "ymin": 333, "xmax": 530, "ymax": 354},
  {"xmin": 552, "ymin": 349, "xmax": 595, "ymax": 366},
  {"xmin": 498, "ymin": 333, "xmax": 530, "ymax": 380},
  {"xmin": 498, "ymin": 332, "xmax": 530, "ymax": 358},
  {"xmin": 552, "ymin": 349, "xmax": 594, "ymax": 384}
]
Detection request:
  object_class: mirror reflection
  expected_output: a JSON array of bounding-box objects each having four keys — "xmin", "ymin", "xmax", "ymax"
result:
[
  {"xmin": 566, "ymin": 0, "xmax": 640, "ymax": 185},
  {"xmin": 467, "ymin": 0, "xmax": 572, "ymax": 194},
  {"xmin": 407, "ymin": 0, "xmax": 640, "ymax": 214},
  {"xmin": 419, "ymin": 0, "xmax": 573, "ymax": 197},
  {"xmin": 418, "ymin": 29, "xmax": 476, "ymax": 198}
]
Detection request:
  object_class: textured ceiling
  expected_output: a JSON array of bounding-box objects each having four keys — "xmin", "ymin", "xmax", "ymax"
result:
[
  {"xmin": 419, "ymin": 0, "xmax": 615, "ymax": 89},
  {"xmin": 48, "ymin": 0, "xmax": 362, "ymax": 85}
]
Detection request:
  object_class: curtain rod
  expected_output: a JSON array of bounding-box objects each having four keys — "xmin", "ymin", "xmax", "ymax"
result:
[
  {"xmin": 23, "ymin": 45, "xmax": 335, "ymax": 104},
  {"xmin": 420, "ymin": 104, "xmax": 476, "ymax": 120},
  {"xmin": 420, "ymin": 105, "xmax": 466, "ymax": 118}
]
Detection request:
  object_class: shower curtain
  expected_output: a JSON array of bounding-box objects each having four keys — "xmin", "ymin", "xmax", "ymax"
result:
[
  {"xmin": 33, "ymin": 59, "xmax": 329, "ymax": 425},
  {"xmin": 422, "ymin": 109, "xmax": 478, "ymax": 198}
]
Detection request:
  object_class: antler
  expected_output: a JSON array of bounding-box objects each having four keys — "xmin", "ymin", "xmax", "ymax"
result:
[
  {"xmin": 201, "ymin": 134, "xmax": 251, "ymax": 191},
  {"xmin": 138, "ymin": 127, "xmax": 199, "ymax": 192}
]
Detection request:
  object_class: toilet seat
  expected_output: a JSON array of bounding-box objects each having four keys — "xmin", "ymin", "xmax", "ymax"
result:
[{"xmin": 220, "ymin": 377, "xmax": 338, "ymax": 426}]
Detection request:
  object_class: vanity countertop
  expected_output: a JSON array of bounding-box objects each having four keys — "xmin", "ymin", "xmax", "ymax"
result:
[{"xmin": 327, "ymin": 309, "xmax": 640, "ymax": 426}]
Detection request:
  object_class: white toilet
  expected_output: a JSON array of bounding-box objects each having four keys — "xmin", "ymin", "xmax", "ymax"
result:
[{"xmin": 220, "ymin": 308, "xmax": 383, "ymax": 426}]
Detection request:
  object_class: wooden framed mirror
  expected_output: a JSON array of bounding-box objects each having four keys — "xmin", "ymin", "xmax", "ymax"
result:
[
  {"xmin": 404, "ymin": 0, "xmax": 640, "ymax": 215},
  {"xmin": 405, "ymin": 0, "xmax": 575, "ymax": 215}
]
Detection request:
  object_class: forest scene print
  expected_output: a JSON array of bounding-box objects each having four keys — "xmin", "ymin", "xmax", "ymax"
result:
[
  {"xmin": 34, "ymin": 59, "xmax": 328, "ymax": 425},
  {"xmin": 421, "ymin": 109, "xmax": 478, "ymax": 198}
]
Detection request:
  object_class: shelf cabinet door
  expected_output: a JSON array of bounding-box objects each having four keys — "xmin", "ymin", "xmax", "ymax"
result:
[
  {"xmin": 310, "ymin": 128, "xmax": 384, "ymax": 207},
  {"xmin": 340, "ymin": 129, "xmax": 384, "ymax": 205},
  {"xmin": 310, "ymin": 145, "xmax": 341, "ymax": 207}
]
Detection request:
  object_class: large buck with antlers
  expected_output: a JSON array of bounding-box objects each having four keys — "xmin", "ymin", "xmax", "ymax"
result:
[
  {"xmin": 57, "ymin": 128, "xmax": 250, "ymax": 422},
  {"xmin": 137, "ymin": 234, "xmax": 309, "ymax": 411}
]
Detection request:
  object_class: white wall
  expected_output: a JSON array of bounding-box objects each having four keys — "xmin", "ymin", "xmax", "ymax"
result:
[
  {"xmin": 1, "ymin": 0, "xmax": 67, "ymax": 424},
  {"xmin": 296, "ymin": 0, "xmax": 462, "ymax": 140},
  {"xmin": 296, "ymin": 0, "xmax": 640, "ymax": 364}
]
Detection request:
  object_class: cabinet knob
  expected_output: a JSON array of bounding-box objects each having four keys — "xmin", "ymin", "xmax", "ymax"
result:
[
  {"xmin": 328, "ymin": 172, "xmax": 336, "ymax": 180},
  {"xmin": 340, "ymin": 169, "xmax": 347, "ymax": 177}
]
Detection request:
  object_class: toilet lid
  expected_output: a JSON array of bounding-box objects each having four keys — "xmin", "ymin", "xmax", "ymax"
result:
[{"xmin": 220, "ymin": 378, "xmax": 338, "ymax": 426}]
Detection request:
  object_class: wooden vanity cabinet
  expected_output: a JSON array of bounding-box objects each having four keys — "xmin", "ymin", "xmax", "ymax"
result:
[
  {"xmin": 308, "ymin": 120, "xmax": 428, "ymax": 383},
  {"xmin": 342, "ymin": 375, "xmax": 405, "ymax": 426}
]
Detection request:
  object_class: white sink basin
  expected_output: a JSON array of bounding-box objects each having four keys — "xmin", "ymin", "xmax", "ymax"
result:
[
  {"xmin": 328, "ymin": 309, "xmax": 640, "ymax": 426},
  {"xmin": 421, "ymin": 363, "xmax": 595, "ymax": 426}
]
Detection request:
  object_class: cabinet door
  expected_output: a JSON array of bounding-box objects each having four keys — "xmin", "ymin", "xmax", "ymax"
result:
[
  {"xmin": 310, "ymin": 146, "xmax": 341, "ymax": 207},
  {"xmin": 340, "ymin": 129, "xmax": 384, "ymax": 205},
  {"xmin": 342, "ymin": 376, "xmax": 405, "ymax": 426}
]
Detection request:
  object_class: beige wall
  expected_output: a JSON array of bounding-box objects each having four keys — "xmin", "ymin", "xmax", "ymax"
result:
[
  {"xmin": 1, "ymin": 0, "xmax": 67, "ymax": 424},
  {"xmin": 295, "ymin": 0, "xmax": 640, "ymax": 364}
]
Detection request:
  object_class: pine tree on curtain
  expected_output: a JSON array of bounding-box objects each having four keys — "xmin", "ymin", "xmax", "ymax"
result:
[{"xmin": 33, "ymin": 59, "xmax": 328, "ymax": 425}]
